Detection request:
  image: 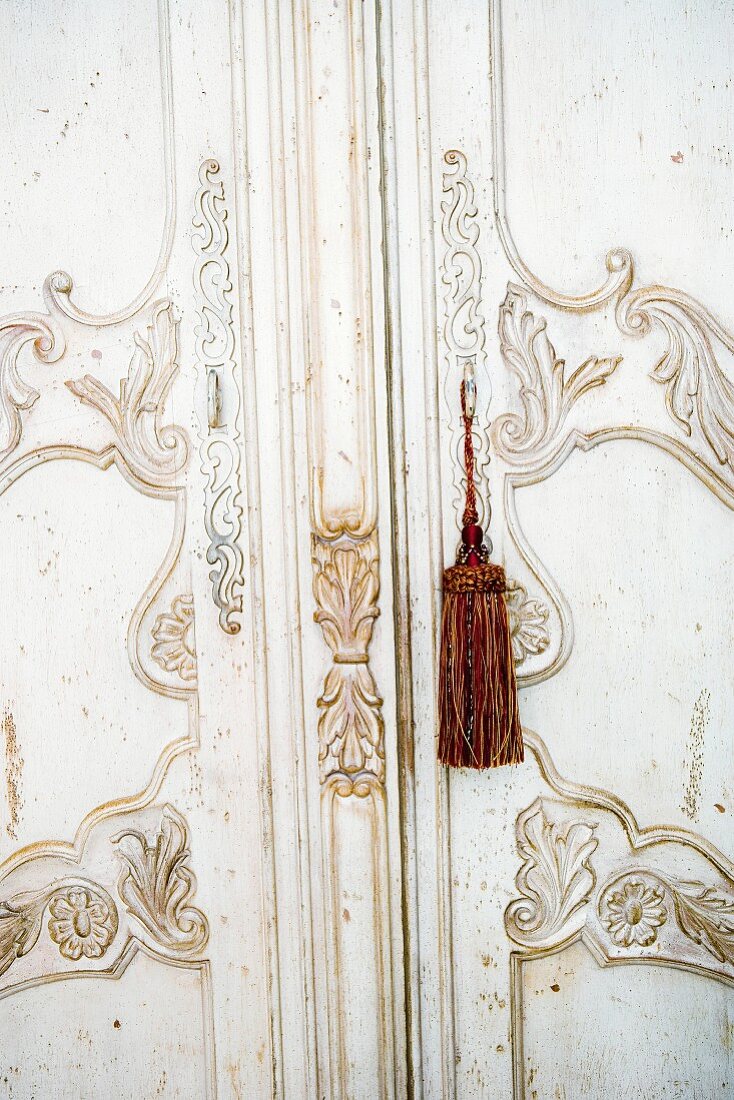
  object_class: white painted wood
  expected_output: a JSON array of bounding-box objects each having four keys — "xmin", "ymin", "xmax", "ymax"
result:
[
  {"xmin": 3, "ymin": 0, "xmax": 733, "ymax": 1096},
  {"xmin": 383, "ymin": 0, "xmax": 734, "ymax": 1097}
]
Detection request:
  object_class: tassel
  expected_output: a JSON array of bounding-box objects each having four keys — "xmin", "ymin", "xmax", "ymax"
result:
[{"xmin": 438, "ymin": 377, "xmax": 523, "ymax": 769}]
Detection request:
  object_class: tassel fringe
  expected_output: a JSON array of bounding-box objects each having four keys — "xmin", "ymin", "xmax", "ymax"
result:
[{"xmin": 438, "ymin": 562, "xmax": 523, "ymax": 769}]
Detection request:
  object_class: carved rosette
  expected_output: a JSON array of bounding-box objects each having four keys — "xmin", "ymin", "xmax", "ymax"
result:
[
  {"xmin": 151, "ymin": 594, "xmax": 197, "ymax": 683},
  {"xmin": 505, "ymin": 580, "xmax": 551, "ymax": 665},
  {"xmin": 599, "ymin": 871, "xmax": 734, "ymax": 964},
  {"xmin": 192, "ymin": 158, "xmax": 245, "ymax": 635},
  {"xmin": 0, "ymin": 880, "xmax": 118, "ymax": 978},
  {"xmin": 312, "ymin": 531, "xmax": 385, "ymax": 793},
  {"xmin": 508, "ymin": 784, "xmax": 734, "ymax": 978},
  {"xmin": 0, "ymin": 803, "xmax": 208, "ymax": 989}
]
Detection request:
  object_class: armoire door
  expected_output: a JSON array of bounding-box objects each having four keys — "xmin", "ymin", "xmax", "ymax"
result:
[
  {"xmin": 0, "ymin": 1, "xmax": 277, "ymax": 1094},
  {"xmin": 383, "ymin": 0, "xmax": 734, "ymax": 1097},
  {"xmin": 0, "ymin": 1, "xmax": 406, "ymax": 1097},
  {"xmin": 6, "ymin": 1, "xmax": 734, "ymax": 1098}
]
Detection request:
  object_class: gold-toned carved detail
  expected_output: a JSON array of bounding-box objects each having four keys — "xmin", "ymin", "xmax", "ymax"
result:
[
  {"xmin": 113, "ymin": 804, "xmax": 208, "ymax": 957},
  {"xmin": 505, "ymin": 798, "xmax": 598, "ymax": 948},
  {"xmin": 193, "ymin": 159, "xmax": 244, "ymax": 635},
  {"xmin": 66, "ymin": 300, "xmax": 187, "ymax": 486},
  {"xmin": 600, "ymin": 870, "xmax": 734, "ymax": 964},
  {"xmin": 490, "ymin": 0, "xmax": 734, "ymax": 476},
  {"xmin": 618, "ymin": 284, "xmax": 734, "ymax": 472},
  {"xmin": 0, "ymin": 313, "xmax": 66, "ymax": 462},
  {"xmin": 506, "ymin": 580, "xmax": 550, "ymax": 666},
  {"xmin": 0, "ymin": 879, "xmax": 118, "ymax": 978},
  {"xmin": 151, "ymin": 594, "xmax": 197, "ymax": 683},
  {"xmin": 508, "ymin": 733, "xmax": 734, "ymax": 985},
  {"xmin": 312, "ymin": 532, "xmax": 385, "ymax": 789},
  {"xmin": 440, "ymin": 150, "xmax": 491, "ymax": 524},
  {"xmin": 496, "ymin": 285, "xmax": 621, "ymax": 459},
  {"xmin": 48, "ymin": 885, "xmax": 118, "ymax": 961},
  {"xmin": 600, "ymin": 876, "xmax": 668, "ymax": 948}
]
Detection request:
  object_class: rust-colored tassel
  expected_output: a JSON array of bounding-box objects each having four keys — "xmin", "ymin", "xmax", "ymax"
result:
[{"xmin": 438, "ymin": 379, "xmax": 523, "ymax": 769}]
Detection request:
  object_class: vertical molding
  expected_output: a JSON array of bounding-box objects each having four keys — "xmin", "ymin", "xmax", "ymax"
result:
[
  {"xmin": 377, "ymin": 0, "xmax": 458, "ymax": 1096},
  {"xmin": 292, "ymin": 0, "xmax": 400, "ymax": 1095}
]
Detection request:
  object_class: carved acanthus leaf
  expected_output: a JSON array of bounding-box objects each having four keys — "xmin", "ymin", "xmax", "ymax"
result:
[
  {"xmin": 113, "ymin": 804, "xmax": 208, "ymax": 957},
  {"xmin": 669, "ymin": 881, "xmax": 734, "ymax": 964},
  {"xmin": 66, "ymin": 299, "xmax": 187, "ymax": 484},
  {"xmin": 496, "ymin": 285, "xmax": 620, "ymax": 459},
  {"xmin": 506, "ymin": 798, "xmax": 598, "ymax": 947},
  {"xmin": 312, "ymin": 532, "xmax": 385, "ymax": 786},
  {"xmin": 506, "ymin": 580, "xmax": 550, "ymax": 665},
  {"xmin": 618, "ymin": 286, "xmax": 734, "ymax": 470}
]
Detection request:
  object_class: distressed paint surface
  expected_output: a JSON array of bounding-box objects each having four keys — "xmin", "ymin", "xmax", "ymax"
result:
[{"xmin": 2, "ymin": 0, "xmax": 734, "ymax": 1096}]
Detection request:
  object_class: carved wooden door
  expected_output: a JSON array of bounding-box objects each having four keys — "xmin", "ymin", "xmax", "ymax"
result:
[
  {"xmin": 0, "ymin": 1, "xmax": 277, "ymax": 1095},
  {"xmin": 6, "ymin": 0, "xmax": 734, "ymax": 1098},
  {"xmin": 0, "ymin": 1, "xmax": 405, "ymax": 1097},
  {"xmin": 383, "ymin": 0, "xmax": 734, "ymax": 1096}
]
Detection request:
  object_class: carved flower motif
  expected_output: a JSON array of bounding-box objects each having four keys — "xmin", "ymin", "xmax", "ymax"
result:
[
  {"xmin": 48, "ymin": 888, "xmax": 116, "ymax": 960},
  {"xmin": 602, "ymin": 879, "xmax": 667, "ymax": 947},
  {"xmin": 505, "ymin": 581, "xmax": 550, "ymax": 664},
  {"xmin": 151, "ymin": 595, "xmax": 197, "ymax": 682}
]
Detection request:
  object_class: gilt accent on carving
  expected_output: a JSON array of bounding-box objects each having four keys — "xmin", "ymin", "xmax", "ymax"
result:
[
  {"xmin": 0, "ymin": 879, "xmax": 118, "ymax": 978},
  {"xmin": 312, "ymin": 532, "xmax": 385, "ymax": 790},
  {"xmin": 66, "ymin": 299, "xmax": 187, "ymax": 485},
  {"xmin": 505, "ymin": 798, "xmax": 598, "ymax": 947},
  {"xmin": 113, "ymin": 804, "xmax": 208, "ymax": 957},
  {"xmin": 496, "ymin": 285, "xmax": 620, "ymax": 459},
  {"xmin": 151, "ymin": 594, "xmax": 197, "ymax": 683},
  {"xmin": 192, "ymin": 158, "xmax": 245, "ymax": 635}
]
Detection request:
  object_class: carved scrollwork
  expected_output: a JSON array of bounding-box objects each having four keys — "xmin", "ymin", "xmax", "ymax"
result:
[
  {"xmin": 490, "ymin": 0, "xmax": 734, "ymax": 481},
  {"xmin": 312, "ymin": 532, "xmax": 385, "ymax": 789},
  {"xmin": 0, "ymin": 879, "xmax": 118, "ymax": 978},
  {"xmin": 617, "ymin": 285, "xmax": 734, "ymax": 471},
  {"xmin": 506, "ymin": 579, "xmax": 550, "ymax": 665},
  {"xmin": 440, "ymin": 150, "xmax": 491, "ymax": 523},
  {"xmin": 151, "ymin": 594, "xmax": 197, "ymax": 683},
  {"xmin": 505, "ymin": 798, "xmax": 598, "ymax": 947},
  {"xmin": 495, "ymin": 285, "xmax": 621, "ymax": 460},
  {"xmin": 113, "ymin": 804, "xmax": 208, "ymax": 957},
  {"xmin": 0, "ymin": 312, "xmax": 66, "ymax": 462},
  {"xmin": 66, "ymin": 299, "xmax": 187, "ymax": 486},
  {"xmin": 193, "ymin": 158, "xmax": 245, "ymax": 635}
]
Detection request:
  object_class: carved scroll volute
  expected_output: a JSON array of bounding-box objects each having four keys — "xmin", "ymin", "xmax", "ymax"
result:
[
  {"xmin": 505, "ymin": 798, "xmax": 598, "ymax": 948},
  {"xmin": 0, "ymin": 313, "xmax": 66, "ymax": 463}
]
